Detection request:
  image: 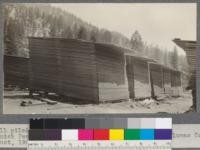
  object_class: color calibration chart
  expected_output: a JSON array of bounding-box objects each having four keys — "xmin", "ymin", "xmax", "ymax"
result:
[{"xmin": 28, "ymin": 118, "xmax": 172, "ymax": 150}]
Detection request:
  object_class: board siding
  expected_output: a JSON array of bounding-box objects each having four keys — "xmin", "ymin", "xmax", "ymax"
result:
[
  {"xmin": 133, "ymin": 58, "xmax": 151, "ymax": 98},
  {"xmin": 149, "ymin": 63, "xmax": 164, "ymax": 98},
  {"xmin": 4, "ymin": 55, "xmax": 29, "ymax": 88},
  {"xmin": 163, "ymin": 68, "xmax": 173, "ymax": 95},
  {"xmin": 125, "ymin": 56, "xmax": 151, "ymax": 99},
  {"xmin": 95, "ymin": 44, "xmax": 129, "ymax": 102},
  {"xmin": 126, "ymin": 56, "xmax": 135, "ymax": 99},
  {"xmin": 29, "ymin": 38, "xmax": 99, "ymax": 102},
  {"xmin": 5, "ymin": 38, "xmax": 183, "ymax": 103},
  {"xmin": 171, "ymin": 70, "xmax": 182, "ymax": 96}
]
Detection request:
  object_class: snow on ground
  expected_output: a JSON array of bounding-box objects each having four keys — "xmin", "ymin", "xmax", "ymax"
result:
[{"xmin": 3, "ymin": 88, "xmax": 193, "ymax": 114}]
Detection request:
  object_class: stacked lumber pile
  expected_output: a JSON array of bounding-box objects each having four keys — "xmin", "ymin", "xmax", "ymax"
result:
[
  {"xmin": 29, "ymin": 38, "xmax": 61, "ymax": 93},
  {"xmin": 181, "ymin": 73, "xmax": 189, "ymax": 90},
  {"xmin": 132, "ymin": 58, "xmax": 151, "ymax": 99},
  {"xmin": 60, "ymin": 39, "xmax": 98, "ymax": 101},
  {"xmin": 4, "ymin": 55, "xmax": 29, "ymax": 88},
  {"xmin": 149, "ymin": 63, "xmax": 164, "ymax": 98},
  {"xmin": 176, "ymin": 71, "xmax": 183, "ymax": 95},
  {"xmin": 5, "ymin": 37, "xmax": 185, "ymax": 103},
  {"xmin": 163, "ymin": 68, "xmax": 172, "ymax": 95},
  {"xmin": 171, "ymin": 70, "xmax": 182, "ymax": 96},
  {"xmin": 95, "ymin": 44, "xmax": 129, "ymax": 102},
  {"xmin": 126, "ymin": 56, "xmax": 135, "ymax": 99},
  {"xmin": 29, "ymin": 38, "xmax": 98, "ymax": 102}
]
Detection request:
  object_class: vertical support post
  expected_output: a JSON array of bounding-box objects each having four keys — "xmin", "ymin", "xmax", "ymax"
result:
[
  {"xmin": 148, "ymin": 63, "xmax": 155, "ymax": 99},
  {"xmin": 162, "ymin": 67, "xmax": 165, "ymax": 93}
]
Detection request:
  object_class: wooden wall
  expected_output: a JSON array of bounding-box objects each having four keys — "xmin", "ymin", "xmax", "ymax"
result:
[
  {"xmin": 95, "ymin": 44, "xmax": 129, "ymax": 102},
  {"xmin": 29, "ymin": 38, "xmax": 99, "ymax": 102}
]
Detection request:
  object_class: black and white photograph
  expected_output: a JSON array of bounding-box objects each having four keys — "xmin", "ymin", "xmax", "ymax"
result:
[{"xmin": 3, "ymin": 3, "xmax": 196, "ymax": 114}]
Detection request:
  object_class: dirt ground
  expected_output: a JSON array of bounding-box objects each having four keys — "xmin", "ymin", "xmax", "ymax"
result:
[{"xmin": 3, "ymin": 88, "xmax": 193, "ymax": 114}]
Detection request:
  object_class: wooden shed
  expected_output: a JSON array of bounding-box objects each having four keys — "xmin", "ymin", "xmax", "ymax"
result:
[
  {"xmin": 149, "ymin": 62, "xmax": 182, "ymax": 98},
  {"xmin": 125, "ymin": 54, "xmax": 153, "ymax": 99},
  {"xmin": 4, "ymin": 55, "xmax": 29, "ymax": 88},
  {"xmin": 28, "ymin": 37, "xmax": 130, "ymax": 103},
  {"xmin": 173, "ymin": 39, "xmax": 196, "ymax": 72},
  {"xmin": 173, "ymin": 39, "xmax": 196, "ymax": 92}
]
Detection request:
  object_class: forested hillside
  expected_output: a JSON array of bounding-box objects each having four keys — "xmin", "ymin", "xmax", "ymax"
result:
[{"xmin": 3, "ymin": 4, "xmax": 189, "ymax": 72}]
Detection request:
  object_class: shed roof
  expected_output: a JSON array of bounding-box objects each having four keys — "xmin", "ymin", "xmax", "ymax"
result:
[
  {"xmin": 95, "ymin": 42, "xmax": 133, "ymax": 53},
  {"xmin": 29, "ymin": 37, "xmax": 134, "ymax": 54},
  {"xmin": 173, "ymin": 38, "xmax": 197, "ymax": 50},
  {"xmin": 148, "ymin": 62, "xmax": 180, "ymax": 72},
  {"xmin": 125, "ymin": 52, "xmax": 156, "ymax": 62}
]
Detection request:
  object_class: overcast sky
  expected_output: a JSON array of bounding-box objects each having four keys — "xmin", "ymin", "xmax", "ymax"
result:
[{"xmin": 52, "ymin": 3, "xmax": 196, "ymax": 54}]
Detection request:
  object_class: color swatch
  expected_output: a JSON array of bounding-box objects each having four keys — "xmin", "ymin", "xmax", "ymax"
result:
[
  {"xmin": 62, "ymin": 129, "xmax": 78, "ymax": 140},
  {"xmin": 78, "ymin": 129, "xmax": 93, "ymax": 140},
  {"xmin": 124, "ymin": 129, "xmax": 140, "ymax": 140},
  {"xmin": 155, "ymin": 129, "xmax": 172, "ymax": 140},
  {"xmin": 109, "ymin": 129, "xmax": 124, "ymax": 140},
  {"xmin": 29, "ymin": 118, "xmax": 172, "ymax": 141},
  {"xmin": 93, "ymin": 129, "xmax": 109, "ymax": 140},
  {"xmin": 140, "ymin": 129, "xmax": 155, "ymax": 140}
]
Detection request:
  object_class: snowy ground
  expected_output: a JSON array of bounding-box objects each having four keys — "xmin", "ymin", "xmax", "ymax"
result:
[{"xmin": 3, "ymin": 88, "xmax": 193, "ymax": 114}]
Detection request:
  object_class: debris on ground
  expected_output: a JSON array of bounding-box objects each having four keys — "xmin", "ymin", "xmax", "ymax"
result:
[{"xmin": 4, "ymin": 88, "xmax": 193, "ymax": 114}]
